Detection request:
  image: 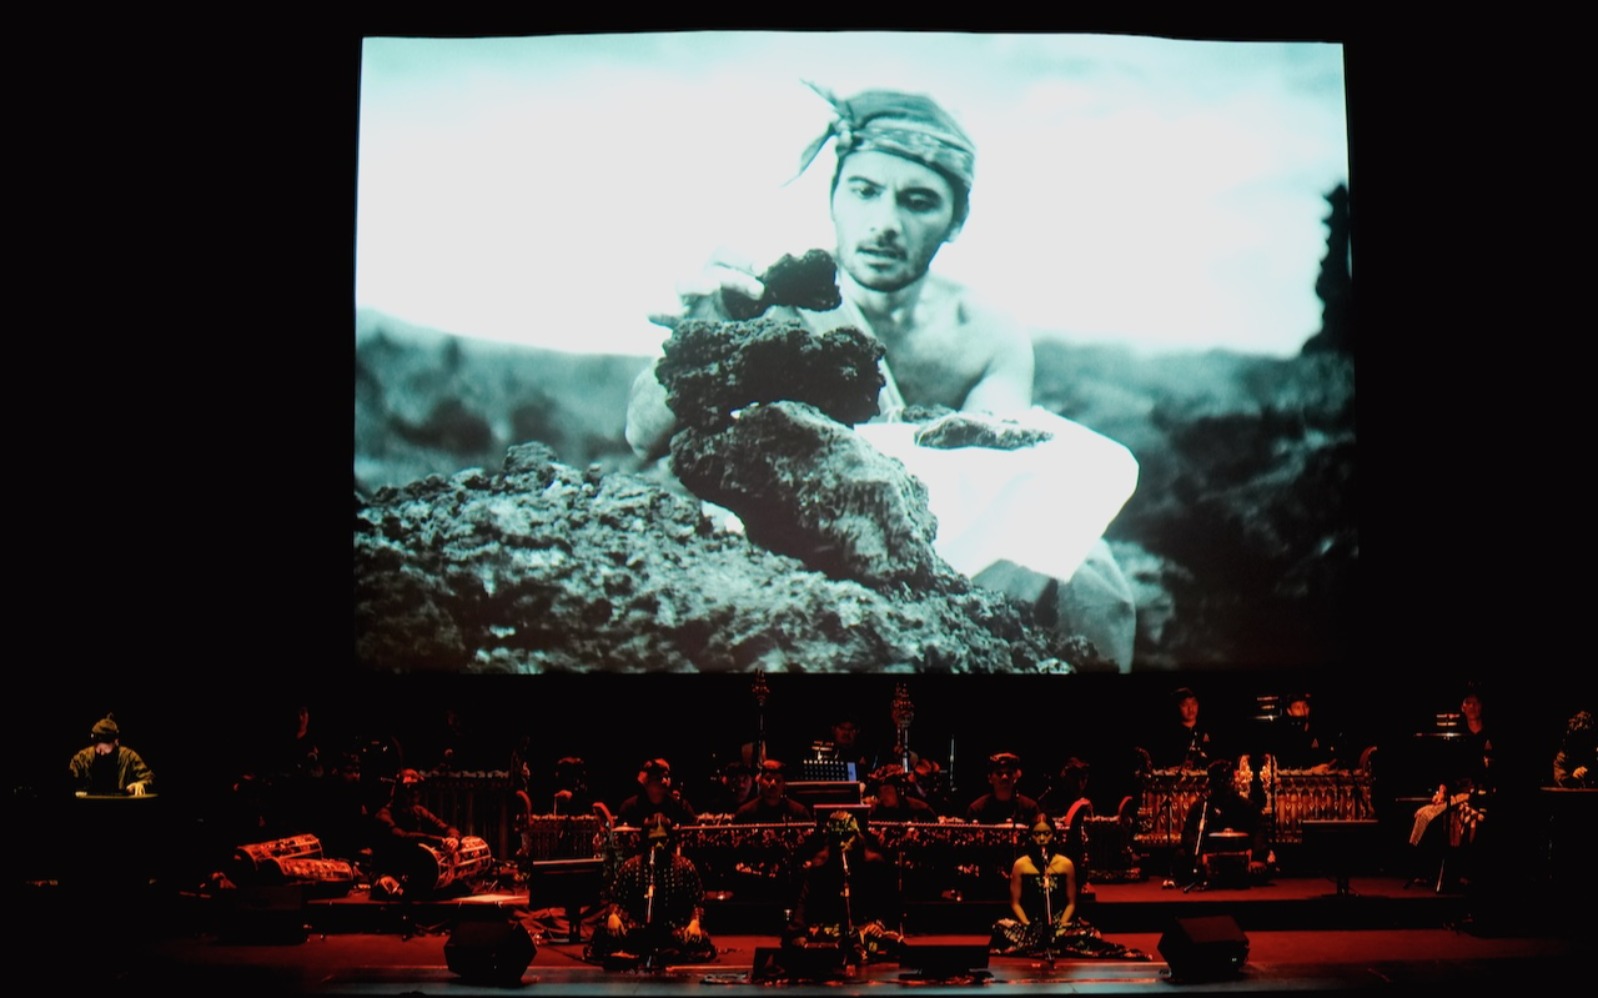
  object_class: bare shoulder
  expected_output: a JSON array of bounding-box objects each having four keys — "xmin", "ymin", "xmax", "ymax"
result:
[{"xmin": 927, "ymin": 275, "xmax": 1030, "ymax": 349}]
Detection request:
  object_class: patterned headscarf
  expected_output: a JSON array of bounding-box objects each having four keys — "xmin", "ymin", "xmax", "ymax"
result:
[{"xmin": 792, "ymin": 82, "xmax": 976, "ymax": 207}]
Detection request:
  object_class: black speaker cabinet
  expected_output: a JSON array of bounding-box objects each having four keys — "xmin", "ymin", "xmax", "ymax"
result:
[
  {"xmin": 1158, "ymin": 914, "xmax": 1249, "ymax": 980},
  {"xmin": 445, "ymin": 918, "xmax": 537, "ymax": 984}
]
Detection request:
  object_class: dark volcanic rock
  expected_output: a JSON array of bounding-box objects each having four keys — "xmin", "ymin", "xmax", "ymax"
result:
[
  {"xmin": 671, "ymin": 401, "xmax": 949, "ymax": 590},
  {"xmin": 354, "ymin": 442, "xmax": 1080, "ymax": 674},
  {"xmin": 913, "ymin": 412, "xmax": 1055, "ymax": 450},
  {"xmin": 656, "ymin": 318, "xmax": 884, "ymax": 432},
  {"xmin": 721, "ymin": 249, "xmax": 845, "ymax": 320}
]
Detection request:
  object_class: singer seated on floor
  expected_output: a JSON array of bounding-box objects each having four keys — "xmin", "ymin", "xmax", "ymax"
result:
[
  {"xmin": 584, "ymin": 813, "xmax": 716, "ymax": 968},
  {"xmin": 990, "ymin": 813, "xmax": 1148, "ymax": 959}
]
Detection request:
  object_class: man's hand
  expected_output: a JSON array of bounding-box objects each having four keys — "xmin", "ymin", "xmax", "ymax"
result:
[
  {"xmin": 126, "ymin": 781, "xmax": 149, "ymax": 797},
  {"xmin": 442, "ymin": 837, "xmax": 460, "ymax": 853},
  {"xmin": 607, "ymin": 912, "xmax": 625, "ymax": 933},
  {"xmin": 683, "ymin": 918, "xmax": 703, "ymax": 941},
  {"xmin": 673, "ymin": 247, "xmax": 767, "ymax": 322}
]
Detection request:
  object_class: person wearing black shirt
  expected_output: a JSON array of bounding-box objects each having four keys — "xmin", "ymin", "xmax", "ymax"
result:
[
  {"xmin": 785, "ymin": 812, "xmax": 903, "ymax": 967},
  {"xmin": 1147, "ymin": 687, "xmax": 1216, "ymax": 771},
  {"xmin": 1175, "ymin": 759, "xmax": 1272, "ymax": 887},
  {"xmin": 733, "ymin": 760, "xmax": 814, "ymax": 824},
  {"xmin": 964, "ymin": 752, "xmax": 1041, "ymax": 826},
  {"xmin": 618, "ymin": 758, "xmax": 698, "ymax": 829},
  {"xmin": 867, "ymin": 765, "xmax": 937, "ymax": 823},
  {"xmin": 584, "ymin": 814, "xmax": 716, "ymax": 968}
]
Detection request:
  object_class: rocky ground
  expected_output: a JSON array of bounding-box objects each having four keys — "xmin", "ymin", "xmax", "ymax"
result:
[{"xmin": 354, "ymin": 307, "xmax": 1355, "ymax": 672}]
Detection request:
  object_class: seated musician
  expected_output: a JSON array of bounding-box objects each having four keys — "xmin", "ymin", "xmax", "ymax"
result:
[
  {"xmin": 702, "ymin": 760, "xmax": 757, "ymax": 816},
  {"xmin": 1035, "ymin": 757, "xmax": 1094, "ymax": 875},
  {"xmin": 867, "ymin": 764, "xmax": 937, "ymax": 823},
  {"xmin": 70, "ymin": 715, "xmax": 154, "ymax": 797},
  {"xmin": 584, "ymin": 813, "xmax": 716, "ymax": 968},
  {"xmin": 369, "ymin": 767, "xmax": 470, "ymax": 899},
  {"xmin": 1174, "ymin": 759, "xmax": 1273, "ymax": 887},
  {"xmin": 785, "ymin": 812, "xmax": 903, "ymax": 967},
  {"xmin": 618, "ymin": 758, "xmax": 698, "ymax": 828},
  {"xmin": 734, "ymin": 759, "xmax": 813, "ymax": 824},
  {"xmin": 1408, "ymin": 684, "xmax": 1495, "ymax": 888},
  {"xmin": 964, "ymin": 752, "xmax": 1041, "ymax": 826},
  {"xmin": 990, "ymin": 813, "xmax": 1148, "ymax": 959},
  {"xmin": 1552, "ymin": 709, "xmax": 1594, "ymax": 789}
]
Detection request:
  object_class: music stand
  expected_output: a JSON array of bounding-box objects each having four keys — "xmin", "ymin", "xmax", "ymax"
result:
[
  {"xmin": 1301, "ymin": 819, "xmax": 1378, "ymax": 897},
  {"xmin": 527, "ymin": 857, "xmax": 603, "ymax": 943}
]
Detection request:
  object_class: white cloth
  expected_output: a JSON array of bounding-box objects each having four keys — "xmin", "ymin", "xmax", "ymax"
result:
[{"xmin": 855, "ymin": 407, "xmax": 1138, "ymax": 585}]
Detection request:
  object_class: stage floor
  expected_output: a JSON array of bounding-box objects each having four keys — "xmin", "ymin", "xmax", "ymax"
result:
[{"xmin": 20, "ymin": 872, "xmax": 1586, "ymax": 996}]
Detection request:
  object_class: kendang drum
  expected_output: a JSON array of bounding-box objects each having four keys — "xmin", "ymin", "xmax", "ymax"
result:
[{"xmin": 424, "ymin": 835, "xmax": 496, "ymax": 892}]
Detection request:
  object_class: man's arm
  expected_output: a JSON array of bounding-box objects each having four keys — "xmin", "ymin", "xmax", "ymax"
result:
[
  {"xmin": 624, "ymin": 361, "xmax": 677, "ymax": 461},
  {"xmin": 961, "ymin": 317, "xmax": 1034, "ymax": 416},
  {"xmin": 627, "ymin": 249, "xmax": 772, "ymax": 461},
  {"xmin": 123, "ymin": 748, "xmax": 154, "ymax": 795}
]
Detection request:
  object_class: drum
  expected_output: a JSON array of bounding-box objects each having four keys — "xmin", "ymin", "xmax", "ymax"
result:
[
  {"xmin": 269, "ymin": 857, "xmax": 357, "ymax": 887},
  {"xmin": 423, "ymin": 835, "xmax": 495, "ymax": 891},
  {"xmin": 1203, "ymin": 830, "xmax": 1252, "ymax": 853}
]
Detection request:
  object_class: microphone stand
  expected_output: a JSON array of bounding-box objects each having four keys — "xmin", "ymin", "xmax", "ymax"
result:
[
  {"xmin": 1037, "ymin": 850, "xmax": 1056, "ymax": 970},
  {"xmin": 642, "ymin": 845, "xmax": 659, "ymax": 971},
  {"xmin": 1183, "ymin": 796, "xmax": 1211, "ymax": 894},
  {"xmin": 839, "ymin": 844, "xmax": 862, "ymax": 970}
]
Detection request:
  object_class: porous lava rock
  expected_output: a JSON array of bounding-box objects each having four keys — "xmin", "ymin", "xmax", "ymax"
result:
[
  {"xmin": 913, "ymin": 412, "xmax": 1055, "ymax": 450},
  {"xmin": 671, "ymin": 401, "xmax": 949, "ymax": 590},
  {"xmin": 721, "ymin": 249, "xmax": 845, "ymax": 319},
  {"xmin": 353, "ymin": 442, "xmax": 1081, "ymax": 674},
  {"xmin": 655, "ymin": 318, "xmax": 884, "ymax": 432}
]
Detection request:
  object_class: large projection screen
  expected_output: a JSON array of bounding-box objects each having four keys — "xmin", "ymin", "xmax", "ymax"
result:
[{"xmin": 353, "ymin": 31, "xmax": 1354, "ymax": 675}]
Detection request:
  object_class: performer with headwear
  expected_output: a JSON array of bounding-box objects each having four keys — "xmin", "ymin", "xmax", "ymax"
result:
[
  {"xmin": 69, "ymin": 714, "xmax": 154, "ymax": 796},
  {"xmin": 785, "ymin": 811, "xmax": 904, "ymax": 966},
  {"xmin": 618, "ymin": 757, "xmax": 698, "ymax": 828},
  {"xmin": 625, "ymin": 81, "xmax": 1139, "ymax": 672},
  {"xmin": 990, "ymin": 813, "xmax": 1149, "ymax": 960},
  {"xmin": 585, "ymin": 813, "xmax": 716, "ymax": 968},
  {"xmin": 867, "ymin": 764, "xmax": 938, "ymax": 822}
]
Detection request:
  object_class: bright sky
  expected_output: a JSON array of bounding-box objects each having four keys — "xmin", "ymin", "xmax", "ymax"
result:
[{"xmin": 356, "ymin": 32, "xmax": 1347, "ymax": 359}]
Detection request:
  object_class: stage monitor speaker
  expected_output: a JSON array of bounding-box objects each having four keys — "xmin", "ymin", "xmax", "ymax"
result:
[
  {"xmin": 445, "ymin": 918, "xmax": 536, "ymax": 984},
  {"xmin": 749, "ymin": 945, "xmax": 846, "ymax": 982},
  {"xmin": 1158, "ymin": 914, "xmax": 1249, "ymax": 980},
  {"xmin": 898, "ymin": 943, "xmax": 992, "ymax": 981}
]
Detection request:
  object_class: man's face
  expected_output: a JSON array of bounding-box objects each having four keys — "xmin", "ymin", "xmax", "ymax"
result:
[
  {"xmin": 645, "ymin": 777, "xmax": 669, "ymax": 803},
  {"xmin": 1179, "ymin": 697, "xmax": 1200, "ymax": 726},
  {"xmin": 758, "ymin": 770, "xmax": 784, "ymax": 802},
  {"xmin": 831, "ymin": 150, "xmax": 962, "ymax": 294},
  {"xmin": 1287, "ymin": 699, "xmax": 1310, "ymax": 720},
  {"xmin": 94, "ymin": 740, "xmax": 115, "ymax": 757},
  {"xmin": 988, "ymin": 764, "xmax": 1019, "ymax": 797},
  {"xmin": 832, "ymin": 721, "xmax": 859, "ymax": 749}
]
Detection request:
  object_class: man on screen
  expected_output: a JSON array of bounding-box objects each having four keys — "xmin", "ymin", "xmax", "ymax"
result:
[
  {"xmin": 626, "ymin": 84, "xmax": 1030, "ymax": 455},
  {"xmin": 625, "ymin": 84, "xmax": 1137, "ymax": 670}
]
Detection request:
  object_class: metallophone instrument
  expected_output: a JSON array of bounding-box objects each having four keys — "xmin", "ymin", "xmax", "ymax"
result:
[{"xmin": 1136, "ymin": 763, "xmax": 1375, "ymax": 851}]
